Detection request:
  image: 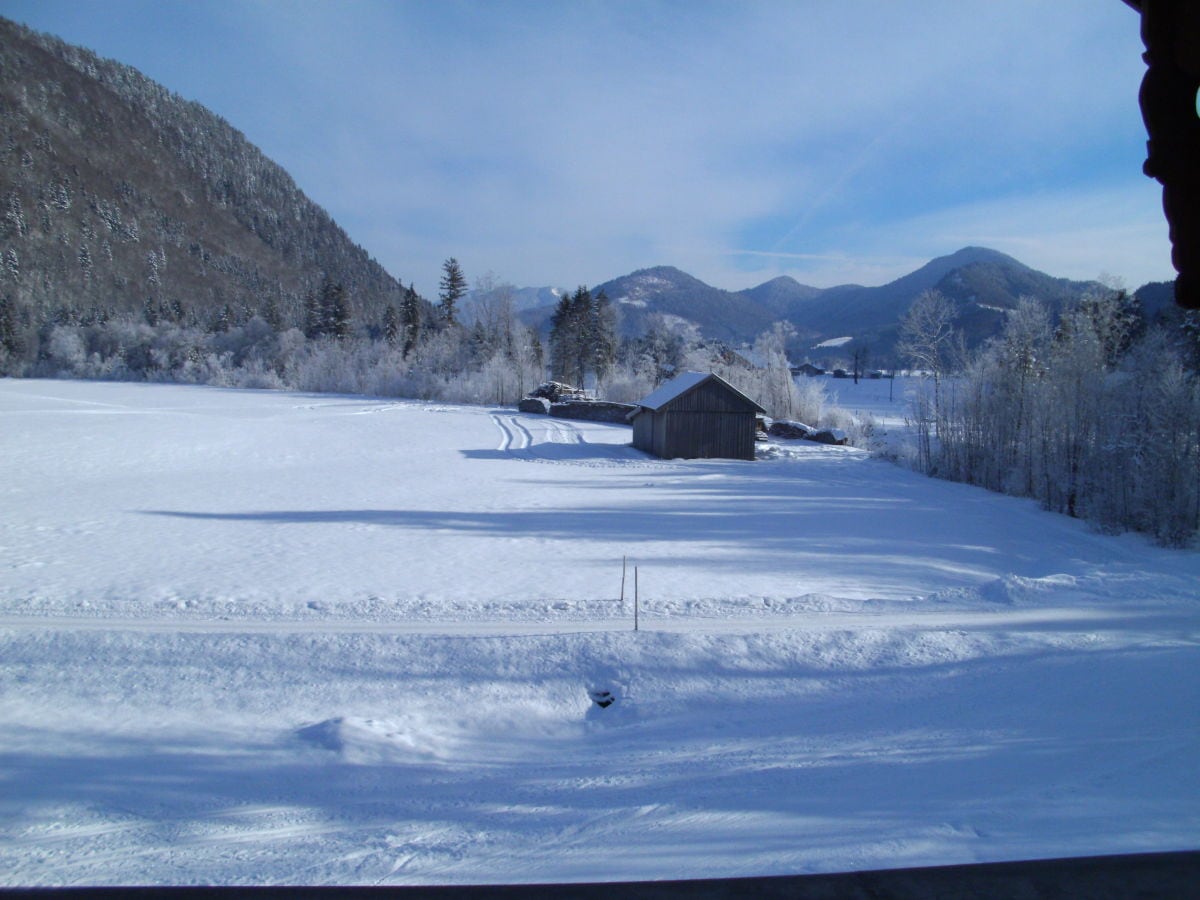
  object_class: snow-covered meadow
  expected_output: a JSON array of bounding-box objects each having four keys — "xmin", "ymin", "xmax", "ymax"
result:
[{"xmin": 1, "ymin": 378, "xmax": 1197, "ymax": 885}]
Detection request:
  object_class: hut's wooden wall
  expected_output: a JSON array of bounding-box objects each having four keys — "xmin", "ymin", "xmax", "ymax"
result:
[
  {"xmin": 659, "ymin": 411, "xmax": 754, "ymax": 460},
  {"xmin": 632, "ymin": 411, "xmax": 656, "ymax": 455},
  {"xmin": 665, "ymin": 380, "xmax": 757, "ymax": 414}
]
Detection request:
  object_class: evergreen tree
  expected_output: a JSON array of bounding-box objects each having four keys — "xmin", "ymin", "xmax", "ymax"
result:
[
  {"xmin": 0, "ymin": 293, "xmax": 23, "ymax": 360},
  {"xmin": 549, "ymin": 288, "xmax": 583, "ymax": 385},
  {"xmin": 320, "ymin": 279, "xmax": 351, "ymax": 340},
  {"xmin": 383, "ymin": 304, "xmax": 400, "ymax": 346},
  {"xmin": 569, "ymin": 286, "xmax": 593, "ymax": 385},
  {"xmin": 303, "ymin": 290, "xmax": 322, "ymax": 339},
  {"xmin": 401, "ymin": 284, "xmax": 422, "ymax": 356},
  {"xmin": 438, "ymin": 258, "xmax": 466, "ymax": 326},
  {"xmin": 262, "ymin": 296, "xmax": 282, "ymax": 330},
  {"xmin": 301, "ymin": 279, "xmax": 351, "ymax": 339},
  {"xmin": 587, "ymin": 289, "xmax": 618, "ymax": 382},
  {"xmin": 546, "ymin": 285, "xmax": 619, "ymax": 388}
]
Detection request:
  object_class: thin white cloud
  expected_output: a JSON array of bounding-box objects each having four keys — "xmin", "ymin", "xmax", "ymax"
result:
[
  {"xmin": 916, "ymin": 185, "xmax": 1174, "ymax": 287},
  {"xmin": 726, "ymin": 182, "xmax": 1174, "ymax": 291}
]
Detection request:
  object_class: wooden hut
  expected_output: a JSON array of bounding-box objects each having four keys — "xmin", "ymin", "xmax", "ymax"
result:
[{"xmin": 629, "ymin": 372, "xmax": 765, "ymax": 460}]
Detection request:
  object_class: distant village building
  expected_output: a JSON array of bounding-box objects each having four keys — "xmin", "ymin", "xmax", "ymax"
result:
[
  {"xmin": 629, "ymin": 372, "xmax": 765, "ymax": 461},
  {"xmin": 791, "ymin": 363, "xmax": 825, "ymax": 377}
]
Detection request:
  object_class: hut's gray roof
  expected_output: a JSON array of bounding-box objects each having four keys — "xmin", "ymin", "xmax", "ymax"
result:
[{"xmin": 633, "ymin": 371, "xmax": 765, "ymax": 413}]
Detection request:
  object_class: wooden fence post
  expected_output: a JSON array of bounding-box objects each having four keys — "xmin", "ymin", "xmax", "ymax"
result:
[{"xmin": 634, "ymin": 566, "xmax": 639, "ymax": 632}]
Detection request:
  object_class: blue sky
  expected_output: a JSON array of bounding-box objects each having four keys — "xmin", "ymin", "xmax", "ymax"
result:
[{"xmin": 0, "ymin": 0, "xmax": 1173, "ymax": 295}]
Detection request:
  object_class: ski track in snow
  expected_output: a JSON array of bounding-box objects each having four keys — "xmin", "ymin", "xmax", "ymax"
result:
[
  {"xmin": 1, "ymin": 378, "xmax": 1198, "ymax": 887},
  {"xmin": 484, "ymin": 411, "xmax": 655, "ymax": 468},
  {"xmin": 489, "ymin": 413, "xmax": 516, "ymax": 452}
]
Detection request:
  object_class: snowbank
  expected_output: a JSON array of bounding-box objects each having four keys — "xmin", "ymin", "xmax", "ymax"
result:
[{"xmin": 1, "ymin": 379, "xmax": 1196, "ymax": 886}]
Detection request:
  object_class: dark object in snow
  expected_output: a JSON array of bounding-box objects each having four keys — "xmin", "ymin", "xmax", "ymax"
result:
[
  {"xmin": 810, "ymin": 428, "xmax": 848, "ymax": 446},
  {"xmin": 518, "ymin": 396, "xmax": 551, "ymax": 414},
  {"xmin": 589, "ymin": 689, "xmax": 615, "ymax": 708},
  {"xmin": 768, "ymin": 420, "xmax": 814, "ymax": 440},
  {"xmin": 767, "ymin": 419, "xmax": 847, "ymax": 445},
  {"xmin": 629, "ymin": 371, "xmax": 765, "ymax": 461},
  {"xmin": 295, "ymin": 718, "xmax": 347, "ymax": 751},
  {"xmin": 528, "ymin": 381, "xmax": 586, "ymax": 402},
  {"xmin": 551, "ymin": 400, "xmax": 636, "ymax": 424}
]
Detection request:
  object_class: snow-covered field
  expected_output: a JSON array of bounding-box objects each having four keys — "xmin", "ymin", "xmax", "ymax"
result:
[
  {"xmin": 1, "ymin": 378, "xmax": 1197, "ymax": 886},
  {"xmin": 822, "ymin": 372, "xmax": 914, "ymax": 429}
]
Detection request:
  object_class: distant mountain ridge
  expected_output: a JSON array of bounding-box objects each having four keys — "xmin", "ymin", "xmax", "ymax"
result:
[
  {"xmin": 517, "ymin": 247, "xmax": 1112, "ymax": 359},
  {"xmin": 773, "ymin": 246, "xmax": 1103, "ymax": 354},
  {"xmin": 740, "ymin": 275, "xmax": 826, "ymax": 314},
  {"xmin": 591, "ymin": 265, "xmax": 780, "ymax": 343}
]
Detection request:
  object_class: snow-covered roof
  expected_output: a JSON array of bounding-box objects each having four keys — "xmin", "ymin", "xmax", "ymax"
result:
[
  {"xmin": 634, "ymin": 371, "xmax": 763, "ymax": 413},
  {"xmin": 634, "ymin": 371, "xmax": 712, "ymax": 411}
]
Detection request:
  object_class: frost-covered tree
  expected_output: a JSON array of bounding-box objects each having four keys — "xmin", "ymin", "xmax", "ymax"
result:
[
  {"xmin": 898, "ymin": 289, "xmax": 964, "ymax": 465},
  {"xmin": 947, "ymin": 296, "xmax": 1056, "ymax": 494},
  {"xmin": 624, "ymin": 313, "xmax": 690, "ymax": 386},
  {"xmin": 898, "ymin": 290, "xmax": 961, "ymax": 388},
  {"xmin": 748, "ymin": 322, "xmax": 802, "ymax": 419},
  {"xmin": 1070, "ymin": 287, "xmax": 1144, "ymax": 369},
  {"xmin": 915, "ymin": 288, "xmax": 1198, "ymax": 546},
  {"xmin": 469, "ymin": 275, "xmax": 521, "ymax": 361}
]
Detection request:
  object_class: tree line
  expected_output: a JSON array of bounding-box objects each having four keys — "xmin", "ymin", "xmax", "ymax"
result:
[
  {"xmin": 897, "ymin": 287, "xmax": 1199, "ymax": 546},
  {"xmin": 7, "ymin": 237, "xmax": 1195, "ymax": 546},
  {"xmin": 2, "ymin": 252, "xmax": 834, "ymax": 426}
]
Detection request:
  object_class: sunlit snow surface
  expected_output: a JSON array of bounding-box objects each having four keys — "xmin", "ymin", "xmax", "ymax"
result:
[{"xmin": 1, "ymin": 379, "xmax": 1197, "ymax": 886}]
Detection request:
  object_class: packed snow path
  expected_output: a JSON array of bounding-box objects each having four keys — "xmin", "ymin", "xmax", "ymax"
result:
[{"xmin": 1, "ymin": 379, "xmax": 1197, "ymax": 885}]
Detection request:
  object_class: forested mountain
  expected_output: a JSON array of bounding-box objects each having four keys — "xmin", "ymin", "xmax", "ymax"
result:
[
  {"xmin": 739, "ymin": 274, "xmax": 825, "ymax": 315},
  {"xmin": 779, "ymin": 247, "xmax": 1106, "ymax": 358},
  {"xmin": 589, "ymin": 266, "xmax": 780, "ymax": 343},
  {"xmin": 0, "ymin": 16, "xmax": 414, "ymax": 350},
  {"xmin": 516, "ymin": 248, "xmax": 1111, "ymax": 359}
]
